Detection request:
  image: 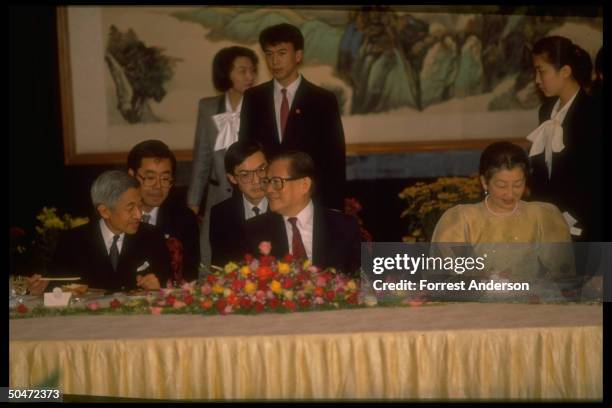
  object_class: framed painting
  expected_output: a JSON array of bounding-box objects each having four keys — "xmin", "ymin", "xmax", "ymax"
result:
[{"xmin": 57, "ymin": 5, "xmax": 602, "ymax": 164}]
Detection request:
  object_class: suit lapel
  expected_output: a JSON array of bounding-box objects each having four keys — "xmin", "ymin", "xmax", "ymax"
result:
[
  {"xmin": 273, "ymin": 214, "xmax": 289, "ymax": 258},
  {"xmin": 92, "ymin": 221, "xmax": 114, "ymax": 273},
  {"xmin": 264, "ymin": 82, "xmax": 281, "ymax": 146},
  {"xmin": 216, "ymin": 94, "xmax": 226, "ymax": 114},
  {"xmin": 312, "ymin": 206, "xmax": 327, "ymax": 267}
]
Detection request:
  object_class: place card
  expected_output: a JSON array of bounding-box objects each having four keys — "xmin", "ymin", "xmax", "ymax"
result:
[{"xmin": 44, "ymin": 287, "xmax": 72, "ymax": 307}]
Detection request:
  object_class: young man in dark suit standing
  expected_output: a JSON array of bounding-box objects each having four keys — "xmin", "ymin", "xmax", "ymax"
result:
[
  {"xmin": 127, "ymin": 140, "xmax": 200, "ymax": 281},
  {"xmin": 49, "ymin": 171, "xmax": 171, "ymax": 293},
  {"xmin": 209, "ymin": 140, "xmax": 268, "ymax": 267},
  {"xmin": 245, "ymin": 151, "xmax": 361, "ymax": 277},
  {"xmin": 239, "ymin": 23, "xmax": 346, "ymax": 211}
]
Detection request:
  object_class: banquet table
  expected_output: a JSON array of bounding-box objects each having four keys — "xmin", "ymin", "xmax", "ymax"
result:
[{"xmin": 9, "ymin": 303, "xmax": 602, "ymax": 401}]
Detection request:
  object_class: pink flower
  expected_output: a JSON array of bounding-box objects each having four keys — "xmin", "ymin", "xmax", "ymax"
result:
[
  {"xmin": 314, "ymin": 297, "xmax": 325, "ymax": 305},
  {"xmin": 201, "ymin": 283, "xmax": 212, "ymax": 295},
  {"xmin": 266, "ymin": 290, "xmax": 275, "ymax": 299},
  {"xmin": 87, "ymin": 301, "xmax": 100, "ymax": 311},
  {"xmin": 173, "ymin": 300, "xmax": 186, "ymax": 309},
  {"xmin": 258, "ymin": 241, "xmax": 272, "ymax": 256},
  {"xmin": 150, "ymin": 306, "xmax": 163, "ymax": 315},
  {"xmin": 255, "ymin": 290, "xmax": 266, "ymax": 302},
  {"xmin": 315, "ymin": 276, "xmax": 327, "ymax": 287},
  {"xmin": 224, "ymin": 305, "xmax": 234, "ymax": 314}
]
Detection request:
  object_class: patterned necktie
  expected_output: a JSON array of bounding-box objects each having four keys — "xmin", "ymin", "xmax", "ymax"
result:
[
  {"xmin": 280, "ymin": 88, "xmax": 289, "ymax": 141},
  {"xmin": 252, "ymin": 206, "xmax": 260, "ymax": 216},
  {"xmin": 141, "ymin": 214, "xmax": 151, "ymax": 224},
  {"xmin": 109, "ymin": 235, "xmax": 120, "ymax": 271},
  {"xmin": 288, "ymin": 217, "xmax": 307, "ymax": 260}
]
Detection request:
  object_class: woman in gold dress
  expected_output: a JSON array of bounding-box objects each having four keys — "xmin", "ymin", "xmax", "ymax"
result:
[{"xmin": 431, "ymin": 142, "xmax": 574, "ymax": 297}]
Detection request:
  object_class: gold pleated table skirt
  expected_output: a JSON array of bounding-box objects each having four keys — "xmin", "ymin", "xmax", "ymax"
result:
[{"xmin": 9, "ymin": 303, "xmax": 602, "ymax": 400}]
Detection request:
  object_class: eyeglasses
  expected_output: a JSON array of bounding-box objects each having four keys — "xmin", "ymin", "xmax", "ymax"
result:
[
  {"xmin": 234, "ymin": 165, "xmax": 267, "ymax": 184},
  {"xmin": 137, "ymin": 173, "xmax": 174, "ymax": 188},
  {"xmin": 260, "ymin": 176, "xmax": 302, "ymax": 191}
]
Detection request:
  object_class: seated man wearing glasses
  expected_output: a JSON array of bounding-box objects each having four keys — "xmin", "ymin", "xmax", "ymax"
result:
[
  {"xmin": 127, "ymin": 140, "xmax": 200, "ymax": 282},
  {"xmin": 245, "ymin": 150, "xmax": 361, "ymax": 277},
  {"xmin": 209, "ymin": 140, "xmax": 268, "ymax": 267}
]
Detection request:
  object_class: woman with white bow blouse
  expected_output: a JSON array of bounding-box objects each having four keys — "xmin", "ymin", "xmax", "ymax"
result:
[
  {"xmin": 188, "ymin": 46, "xmax": 258, "ymax": 269},
  {"xmin": 528, "ymin": 36, "xmax": 602, "ymax": 242}
]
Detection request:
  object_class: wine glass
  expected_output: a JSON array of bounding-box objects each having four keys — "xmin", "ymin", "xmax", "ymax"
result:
[{"xmin": 12, "ymin": 275, "xmax": 28, "ymax": 304}]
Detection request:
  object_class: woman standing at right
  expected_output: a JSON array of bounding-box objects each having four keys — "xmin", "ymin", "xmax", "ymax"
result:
[{"xmin": 528, "ymin": 36, "xmax": 602, "ymax": 242}]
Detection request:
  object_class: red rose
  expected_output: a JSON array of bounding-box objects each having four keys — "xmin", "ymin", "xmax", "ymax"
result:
[
  {"xmin": 283, "ymin": 300, "xmax": 296, "ymax": 311},
  {"xmin": 227, "ymin": 293, "xmax": 238, "ymax": 306},
  {"xmin": 298, "ymin": 298, "xmax": 311, "ymax": 309},
  {"xmin": 232, "ymin": 279, "xmax": 245, "ymax": 292},
  {"xmin": 326, "ymin": 290, "xmax": 336, "ymax": 302},
  {"xmin": 268, "ymin": 298, "xmax": 280, "ymax": 309},
  {"xmin": 244, "ymin": 253, "xmax": 254, "ymax": 263},
  {"xmin": 110, "ymin": 299, "xmax": 121, "ymax": 309},
  {"xmin": 183, "ymin": 295, "xmax": 194, "ymax": 306},
  {"xmin": 256, "ymin": 266, "xmax": 274, "ymax": 281},
  {"xmin": 283, "ymin": 253, "xmax": 294, "ymax": 263},
  {"xmin": 16, "ymin": 303, "xmax": 28, "ymax": 313},
  {"xmin": 200, "ymin": 299, "xmax": 213, "ymax": 309},
  {"xmin": 255, "ymin": 303, "xmax": 265, "ymax": 313},
  {"xmin": 206, "ymin": 275, "xmax": 217, "ymax": 284},
  {"xmin": 215, "ymin": 299, "xmax": 227, "ymax": 314},
  {"xmin": 239, "ymin": 297, "xmax": 252, "ymax": 310},
  {"xmin": 346, "ymin": 292, "xmax": 358, "ymax": 305},
  {"xmin": 259, "ymin": 256, "xmax": 273, "ymax": 267},
  {"xmin": 257, "ymin": 280, "xmax": 268, "ymax": 291},
  {"xmin": 282, "ymin": 278, "xmax": 294, "ymax": 289},
  {"xmin": 227, "ymin": 271, "xmax": 238, "ymax": 281},
  {"xmin": 166, "ymin": 294, "xmax": 176, "ymax": 306},
  {"xmin": 314, "ymin": 287, "xmax": 325, "ymax": 297}
]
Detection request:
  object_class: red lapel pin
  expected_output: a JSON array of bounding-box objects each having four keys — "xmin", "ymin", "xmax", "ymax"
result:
[{"xmin": 295, "ymin": 108, "xmax": 301, "ymax": 114}]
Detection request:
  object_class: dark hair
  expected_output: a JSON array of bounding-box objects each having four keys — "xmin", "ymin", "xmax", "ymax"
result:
[
  {"xmin": 212, "ymin": 46, "xmax": 258, "ymax": 93},
  {"xmin": 259, "ymin": 23, "xmax": 304, "ymax": 51},
  {"xmin": 270, "ymin": 150, "xmax": 315, "ymax": 193},
  {"xmin": 127, "ymin": 139, "xmax": 176, "ymax": 174},
  {"xmin": 479, "ymin": 141, "xmax": 530, "ymax": 183},
  {"xmin": 224, "ymin": 140, "xmax": 265, "ymax": 174},
  {"xmin": 532, "ymin": 36, "xmax": 593, "ymax": 88}
]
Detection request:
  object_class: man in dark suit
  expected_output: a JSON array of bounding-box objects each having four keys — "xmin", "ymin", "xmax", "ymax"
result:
[
  {"xmin": 209, "ymin": 140, "xmax": 268, "ymax": 267},
  {"xmin": 127, "ymin": 140, "xmax": 200, "ymax": 281},
  {"xmin": 50, "ymin": 171, "xmax": 171, "ymax": 293},
  {"xmin": 239, "ymin": 23, "xmax": 346, "ymax": 211},
  {"xmin": 245, "ymin": 151, "xmax": 361, "ymax": 277}
]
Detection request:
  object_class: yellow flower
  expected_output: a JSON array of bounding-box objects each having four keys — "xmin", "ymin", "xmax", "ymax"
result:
[
  {"xmin": 239, "ymin": 266, "xmax": 251, "ymax": 277},
  {"xmin": 277, "ymin": 262, "xmax": 290, "ymax": 275},
  {"xmin": 223, "ymin": 288, "xmax": 233, "ymax": 298},
  {"xmin": 283, "ymin": 290, "xmax": 294, "ymax": 300},
  {"xmin": 224, "ymin": 262, "xmax": 239, "ymax": 274},
  {"xmin": 70, "ymin": 217, "xmax": 89, "ymax": 228},
  {"xmin": 302, "ymin": 259, "xmax": 312, "ymax": 269},
  {"xmin": 270, "ymin": 280, "xmax": 282, "ymax": 294},
  {"xmin": 212, "ymin": 284, "xmax": 225, "ymax": 295},
  {"xmin": 244, "ymin": 280, "xmax": 256, "ymax": 295},
  {"xmin": 303, "ymin": 281, "xmax": 315, "ymax": 294},
  {"xmin": 346, "ymin": 280, "xmax": 357, "ymax": 291}
]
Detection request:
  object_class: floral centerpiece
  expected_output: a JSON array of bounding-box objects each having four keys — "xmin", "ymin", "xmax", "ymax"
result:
[{"xmin": 398, "ymin": 174, "xmax": 481, "ymax": 242}]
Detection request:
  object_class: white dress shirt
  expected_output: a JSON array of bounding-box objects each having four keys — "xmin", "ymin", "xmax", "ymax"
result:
[
  {"xmin": 282, "ymin": 200, "xmax": 314, "ymax": 259},
  {"xmin": 273, "ymin": 75, "xmax": 302, "ymax": 142},
  {"xmin": 242, "ymin": 195, "xmax": 268, "ymax": 220},
  {"xmin": 212, "ymin": 93, "xmax": 243, "ymax": 151},
  {"xmin": 141, "ymin": 206, "xmax": 160, "ymax": 226},
  {"xmin": 99, "ymin": 219, "xmax": 125, "ymax": 254}
]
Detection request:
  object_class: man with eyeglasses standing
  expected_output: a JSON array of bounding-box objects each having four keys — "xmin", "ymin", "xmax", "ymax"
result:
[
  {"xmin": 127, "ymin": 140, "xmax": 200, "ymax": 282},
  {"xmin": 245, "ymin": 151, "xmax": 361, "ymax": 277},
  {"xmin": 209, "ymin": 140, "xmax": 268, "ymax": 267}
]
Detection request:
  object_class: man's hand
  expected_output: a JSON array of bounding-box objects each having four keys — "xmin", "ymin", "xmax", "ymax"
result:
[
  {"xmin": 136, "ymin": 273, "xmax": 161, "ymax": 291},
  {"xmin": 27, "ymin": 274, "xmax": 50, "ymax": 295}
]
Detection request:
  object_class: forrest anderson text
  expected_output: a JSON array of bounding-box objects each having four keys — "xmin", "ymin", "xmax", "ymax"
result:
[{"xmin": 373, "ymin": 280, "xmax": 530, "ymax": 291}]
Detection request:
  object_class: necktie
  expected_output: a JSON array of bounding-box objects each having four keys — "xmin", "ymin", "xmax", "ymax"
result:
[
  {"xmin": 288, "ymin": 217, "xmax": 307, "ymax": 260},
  {"xmin": 252, "ymin": 206, "xmax": 260, "ymax": 216},
  {"xmin": 141, "ymin": 214, "xmax": 151, "ymax": 224},
  {"xmin": 280, "ymin": 88, "xmax": 289, "ymax": 141},
  {"xmin": 109, "ymin": 235, "xmax": 120, "ymax": 271}
]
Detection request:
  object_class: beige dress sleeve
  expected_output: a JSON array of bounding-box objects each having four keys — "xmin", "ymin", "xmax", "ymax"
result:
[
  {"xmin": 534, "ymin": 202, "xmax": 574, "ymax": 280},
  {"xmin": 431, "ymin": 205, "xmax": 469, "ymax": 243}
]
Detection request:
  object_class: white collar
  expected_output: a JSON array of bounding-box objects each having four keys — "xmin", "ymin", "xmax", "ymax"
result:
[
  {"xmin": 242, "ymin": 195, "xmax": 268, "ymax": 219},
  {"xmin": 224, "ymin": 92, "xmax": 243, "ymax": 114},
  {"xmin": 141, "ymin": 206, "xmax": 160, "ymax": 225},
  {"xmin": 98, "ymin": 218, "xmax": 125, "ymax": 251},
  {"xmin": 550, "ymin": 89, "xmax": 579, "ymax": 123},
  {"xmin": 283, "ymin": 199, "xmax": 314, "ymax": 228},
  {"xmin": 273, "ymin": 74, "xmax": 302, "ymax": 97}
]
